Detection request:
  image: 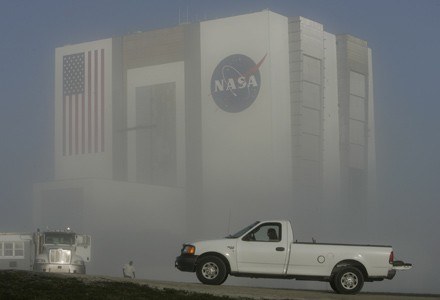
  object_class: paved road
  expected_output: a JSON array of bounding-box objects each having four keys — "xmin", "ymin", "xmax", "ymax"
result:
[{"xmin": 83, "ymin": 275, "xmax": 439, "ymax": 300}]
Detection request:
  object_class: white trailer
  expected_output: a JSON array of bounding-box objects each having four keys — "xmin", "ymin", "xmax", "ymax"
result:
[{"xmin": 0, "ymin": 233, "xmax": 34, "ymax": 271}]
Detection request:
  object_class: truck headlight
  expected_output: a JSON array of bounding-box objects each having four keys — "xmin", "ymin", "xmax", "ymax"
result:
[{"xmin": 182, "ymin": 245, "xmax": 196, "ymax": 255}]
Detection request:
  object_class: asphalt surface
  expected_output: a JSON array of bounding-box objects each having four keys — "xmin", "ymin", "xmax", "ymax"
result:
[{"xmin": 80, "ymin": 275, "xmax": 440, "ymax": 300}]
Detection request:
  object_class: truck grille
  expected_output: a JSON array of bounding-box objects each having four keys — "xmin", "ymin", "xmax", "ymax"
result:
[{"xmin": 49, "ymin": 249, "xmax": 71, "ymax": 264}]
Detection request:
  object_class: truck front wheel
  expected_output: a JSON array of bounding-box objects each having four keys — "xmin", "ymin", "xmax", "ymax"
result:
[
  {"xmin": 330, "ymin": 279, "xmax": 338, "ymax": 293},
  {"xmin": 196, "ymin": 256, "xmax": 228, "ymax": 285},
  {"xmin": 332, "ymin": 266, "xmax": 364, "ymax": 294}
]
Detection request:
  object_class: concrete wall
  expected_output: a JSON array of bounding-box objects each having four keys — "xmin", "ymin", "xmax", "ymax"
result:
[
  {"xmin": 336, "ymin": 34, "xmax": 374, "ymax": 231},
  {"xmin": 54, "ymin": 38, "xmax": 115, "ymax": 180},
  {"xmin": 321, "ymin": 32, "xmax": 342, "ymax": 235},
  {"xmin": 33, "ymin": 179, "xmax": 185, "ymax": 278},
  {"xmin": 199, "ymin": 11, "xmax": 292, "ymax": 236},
  {"xmin": 288, "ymin": 17, "xmax": 327, "ymax": 236}
]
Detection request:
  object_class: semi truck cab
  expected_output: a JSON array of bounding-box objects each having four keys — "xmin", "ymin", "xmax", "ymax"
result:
[{"xmin": 34, "ymin": 230, "xmax": 91, "ymax": 274}]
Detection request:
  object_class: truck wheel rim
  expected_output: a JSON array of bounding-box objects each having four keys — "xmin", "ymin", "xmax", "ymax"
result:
[
  {"xmin": 201, "ymin": 262, "xmax": 219, "ymax": 279},
  {"xmin": 341, "ymin": 272, "xmax": 358, "ymax": 290}
]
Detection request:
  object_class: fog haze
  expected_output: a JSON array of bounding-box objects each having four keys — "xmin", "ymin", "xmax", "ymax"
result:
[{"xmin": 1, "ymin": 0, "xmax": 439, "ymax": 295}]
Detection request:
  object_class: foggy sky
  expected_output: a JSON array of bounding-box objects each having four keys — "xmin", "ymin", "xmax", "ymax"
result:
[{"xmin": 0, "ymin": 0, "xmax": 439, "ymax": 295}]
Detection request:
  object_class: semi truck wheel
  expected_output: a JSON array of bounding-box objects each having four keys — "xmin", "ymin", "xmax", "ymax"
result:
[
  {"xmin": 333, "ymin": 266, "xmax": 364, "ymax": 294},
  {"xmin": 196, "ymin": 256, "xmax": 228, "ymax": 285}
]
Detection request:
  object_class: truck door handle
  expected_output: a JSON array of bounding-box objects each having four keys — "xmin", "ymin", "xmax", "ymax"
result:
[{"xmin": 276, "ymin": 247, "xmax": 285, "ymax": 251}]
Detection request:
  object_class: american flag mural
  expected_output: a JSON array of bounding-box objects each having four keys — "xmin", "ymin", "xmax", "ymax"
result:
[{"xmin": 62, "ymin": 49, "xmax": 105, "ymax": 156}]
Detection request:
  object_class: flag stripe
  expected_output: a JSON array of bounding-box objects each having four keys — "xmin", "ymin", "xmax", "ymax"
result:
[
  {"xmin": 101, "ymin": 49, "xmax": 105, "ymax": 152},
  {"xmin": 75, "ymin": 94, "xmax": 79, "ymax": 155},
  {"xmin": 69, "ymin": 95, "xmax": 73, "ymax": 156},
  {"xmin": 63, "ymin": 96, "xmax": 66, "ymax": 156},
  {"xmin": 82, "ymin": 85, "xmax": 85, "ymax": 154},
  {"xmin": 88, "ymin": 51, "xmax": 92, "ymax": 154},
  {"xmin": 94, "ymin": 49, "xmax": 98, "ymax": 153}
]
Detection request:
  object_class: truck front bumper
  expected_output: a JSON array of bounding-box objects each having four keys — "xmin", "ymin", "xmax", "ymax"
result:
[
  {"xmin": 175, "ymin": 255, "xmax": 198, "ymax": 272},
  {"xmin": 34, "ymin": 263, "xmax": 85, "ymax": 274}
]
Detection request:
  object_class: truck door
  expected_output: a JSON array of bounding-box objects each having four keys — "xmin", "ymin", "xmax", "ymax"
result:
[
  {"xmin": 75, "ymin": 235, "xmax": 91, "ymax": 262},
  {"xmin": 236, "ymin": 222, "xmax": 288, "ymax": 274}
]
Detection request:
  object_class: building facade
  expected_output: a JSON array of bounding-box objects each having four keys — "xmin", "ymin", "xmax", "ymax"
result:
[{"xmin": 34, "ymin": 10, "xmax": 375, "ymax": 277}]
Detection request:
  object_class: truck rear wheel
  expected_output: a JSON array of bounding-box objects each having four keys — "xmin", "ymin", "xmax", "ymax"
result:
[
  {"xmin": 196, "ymin": 256, "xmax": 228, "ymax": 285},
  {"xmin": 332, "ymin": 266, "xmax": 364, "ymax": 294}
]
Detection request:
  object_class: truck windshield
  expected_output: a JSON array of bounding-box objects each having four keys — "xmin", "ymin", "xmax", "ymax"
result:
[
  {"xmin": 44, "ymin": 233, "xmax": 75, "ymax": 245},
  {"xmin": 226, "ymin": 221, "xmax": 260, "ymax": 239}
]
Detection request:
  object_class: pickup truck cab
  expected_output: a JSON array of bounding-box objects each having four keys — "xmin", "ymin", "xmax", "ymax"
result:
[{"xmin": 175, "ymin": 220, "xmax": 412, "ymax": 294}]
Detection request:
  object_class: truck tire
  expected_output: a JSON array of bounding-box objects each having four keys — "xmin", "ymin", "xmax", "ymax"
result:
[
  {"xmin": 196, "ymin": 256, "xmax": 228, "ymax": 285},
  {"xmin": 329, "ymin": 279, "xmax": 338, "ymax": 293},
  {"xmin": 332, "ymin": 266, "xmax": 364, "ymax": 294}
]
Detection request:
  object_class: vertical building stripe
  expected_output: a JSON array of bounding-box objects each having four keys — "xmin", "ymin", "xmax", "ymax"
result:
[
  {"xmin": 82, "ymin": 91, "xmax": 85, "ymax": 154},
  {"xmin": 75, "ymin": 94, "xmax": 79, "ymax": 155},
  {"xmin": 69, "ymin": 96, "xmax": 73, "ymax": 156},
  {"xmin": 63, "ymin": 96, "xmax": 66, "ymax": 156},
  {"xmin": 94, "ymin": 49, "xmax": 98, "ymax": 153},
  {"xmin": 101, "ymin": 49, "xmax": 105, "ymax": 152}
]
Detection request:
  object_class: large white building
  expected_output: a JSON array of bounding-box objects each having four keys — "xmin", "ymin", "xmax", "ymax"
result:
[{"xmin": 34, "ymin": 10, "xmax": 375, "ymax": 278}]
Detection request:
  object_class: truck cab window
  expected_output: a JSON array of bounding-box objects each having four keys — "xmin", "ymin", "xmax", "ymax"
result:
[
  {"xmin": 243, "ymin": 223, "xmax": 281, "ymax": 242},
  {"xmin": 44, "ymin": 233, "xmax": 75, "ymax": 245}
]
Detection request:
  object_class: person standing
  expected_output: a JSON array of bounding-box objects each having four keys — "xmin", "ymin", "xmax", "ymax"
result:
[{"xmin": 123, "ymin": 261, "xmax": 136, "ymax": 279}]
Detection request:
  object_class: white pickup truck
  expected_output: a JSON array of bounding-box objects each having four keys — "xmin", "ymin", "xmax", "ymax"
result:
[{"xmin": 175, "ymin": 220, "xmax": 412, "ymax": 294}]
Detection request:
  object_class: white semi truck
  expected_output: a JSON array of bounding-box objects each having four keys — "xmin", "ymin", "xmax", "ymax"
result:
[
  {"xmin": 0, "ymin": 229, "xmax": 91, "ymax": 274},
  {"xmin": 175, "ymin": 220, "xmax": 412, "ymax": 294}
]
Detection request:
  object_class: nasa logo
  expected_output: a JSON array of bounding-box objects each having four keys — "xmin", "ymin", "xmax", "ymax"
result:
[{"xmin": 210, "ymin": 54, "xmax": 266, "ymax": 113}]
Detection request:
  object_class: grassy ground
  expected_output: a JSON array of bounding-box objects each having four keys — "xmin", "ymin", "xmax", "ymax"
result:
[{"xmin": 0, "ymin": 270, "xmax": 243, "ymax": 300}]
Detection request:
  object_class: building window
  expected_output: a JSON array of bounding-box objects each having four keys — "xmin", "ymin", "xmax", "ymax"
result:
[
  {"xmin": 0, "ymin": 242, "xmax": 24, "ymax": 258},
  {"xmin": 4, "ymin": 242, "xmax": 13, "ymax": 256},
  {"xmin": 14, "ymin": 242, "xmax": 24, "ymax": 257}
]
